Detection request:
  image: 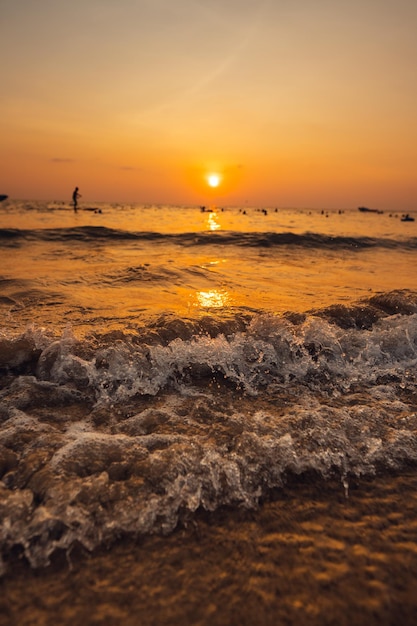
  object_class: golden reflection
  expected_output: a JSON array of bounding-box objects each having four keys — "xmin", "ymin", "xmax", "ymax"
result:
[
  {"xmin": 207, "ymin": 211, "xmax": 221, "ymax": 231},
  {"xmin": 196, "ymin": 289, "xmax": 229, "ymax": 308}
]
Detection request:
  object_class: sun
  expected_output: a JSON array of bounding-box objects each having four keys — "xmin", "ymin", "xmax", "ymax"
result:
[{"xmin": 207, "ymin": 173, "xmax": 221, "ymax": 188}]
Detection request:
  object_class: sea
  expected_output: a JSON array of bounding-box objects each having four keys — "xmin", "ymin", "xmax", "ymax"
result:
[{"xmin": 1, "ymin": 199, "xmax": 417, "ymax": 576}]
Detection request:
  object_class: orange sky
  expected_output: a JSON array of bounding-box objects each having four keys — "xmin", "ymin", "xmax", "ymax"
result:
[{"xmin": 1, "ymin": 0, "xmax": 417, "ymax": 209}]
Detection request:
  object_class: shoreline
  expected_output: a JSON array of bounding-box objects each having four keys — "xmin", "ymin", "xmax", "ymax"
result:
[{"xmin": 2, "ymin": 469, "xmax": 417, "ymax": 625}]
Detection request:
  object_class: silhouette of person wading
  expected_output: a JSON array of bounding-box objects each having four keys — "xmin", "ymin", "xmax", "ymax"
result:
[{"xmin": 72, "ymin": 187, "xmax": 81, "ymax": 212}]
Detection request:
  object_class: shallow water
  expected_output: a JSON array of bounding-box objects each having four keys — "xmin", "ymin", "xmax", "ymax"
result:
[
  {"xmin": 1, "ymin": 202, "xmax": 416, "ymax": 333},
  {"xmin": 1, "ymin": 200, "xmax": 417, "ymax": 574}
]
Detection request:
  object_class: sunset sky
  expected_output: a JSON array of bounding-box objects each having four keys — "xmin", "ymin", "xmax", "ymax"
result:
[{"xmin": 1, "ymin": 0, "xmax": 417, "ymax": 209}]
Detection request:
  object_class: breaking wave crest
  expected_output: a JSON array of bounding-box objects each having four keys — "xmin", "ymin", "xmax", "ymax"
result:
[{"xmin": 1, "ymin": 291, "xmax": 417, "ymax": 574}]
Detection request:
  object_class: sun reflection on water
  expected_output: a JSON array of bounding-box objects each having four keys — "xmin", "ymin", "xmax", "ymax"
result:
[
  {"xmin": 206, "ymin": 211, "xmax": 221, "ymax": 231},
  {"xmin": 196, "ymin": 289, "xmax": 230, "ymax": 308}
]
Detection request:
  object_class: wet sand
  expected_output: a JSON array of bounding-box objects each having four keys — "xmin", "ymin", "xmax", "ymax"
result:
[{"xmin": 2, "ymin": 470, "xmax": 417, "ymax": 626}]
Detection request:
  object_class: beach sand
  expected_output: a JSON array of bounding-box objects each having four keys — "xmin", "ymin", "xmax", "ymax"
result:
[{"xmin": 1, "ymin": 470, "xmax": 417, "ymax": 626}]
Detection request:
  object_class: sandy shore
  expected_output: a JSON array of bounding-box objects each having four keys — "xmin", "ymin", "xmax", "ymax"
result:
[{"xmin": 1, "ymin": 470, "xmax": 417, "ymax": 626}]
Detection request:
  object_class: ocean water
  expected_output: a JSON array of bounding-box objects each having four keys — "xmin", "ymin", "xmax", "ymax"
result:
[{"xmin": 1, "ymin": 199, "xmax": 417, "ymax": 574}]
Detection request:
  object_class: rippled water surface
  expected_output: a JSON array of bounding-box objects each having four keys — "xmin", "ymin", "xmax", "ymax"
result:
[{"xmin": 1, "ymin": 200, "xmax": 416, "ymax": 574}]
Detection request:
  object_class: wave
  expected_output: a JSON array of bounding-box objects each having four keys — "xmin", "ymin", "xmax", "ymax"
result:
[
  {"xmin": 2, "ymin": 290, "xmax": 417, "ymax": 391},
  {"xmin": 1, "ymin": 290, "xmax": 417, "ymax": 574},
  {"xmin": 1, "ymin": 226, "xmax": 416, "ymax": 250}
]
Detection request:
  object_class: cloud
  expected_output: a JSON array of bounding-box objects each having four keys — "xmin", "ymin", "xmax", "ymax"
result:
[
  {"xmin": 226, "ymin": 163, "xmax": 244, "ymax": 172},
  {"xmin": 50, "ymin": 158, "xmax": 75, "ymax": 164}
]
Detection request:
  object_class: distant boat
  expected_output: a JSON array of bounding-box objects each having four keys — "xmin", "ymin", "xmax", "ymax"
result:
[
  {"xmin": 358, "ymin": 206, "xmax": 383, "ymax": 214},
  {"xmin": 401, "ymin": 214, "xmax": 415, "ymax": 222},
  {"xmin": 0, "ymin": 195, "xmax": 8, "ymax": 202}
]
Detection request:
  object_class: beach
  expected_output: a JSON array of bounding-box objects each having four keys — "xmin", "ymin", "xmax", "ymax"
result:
[
  {"xmin": 3, "ymin": 0, "xmax": 417, "ymax": 620},
  {"xmin": 1, "ymin": 201, "xmax": 417, "ymax": 624},
  {"xmin": 2, "ymin": 470, "xmax": 417, "ymax": 625}
]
